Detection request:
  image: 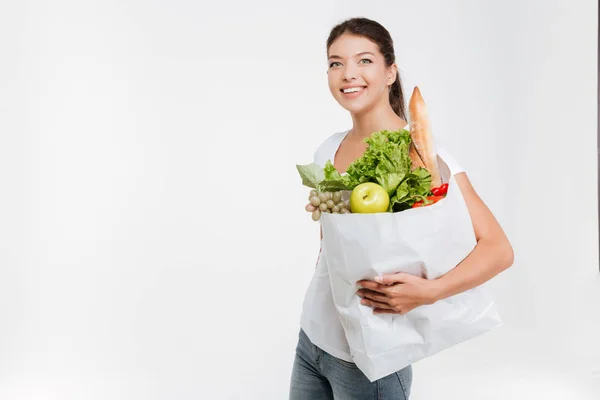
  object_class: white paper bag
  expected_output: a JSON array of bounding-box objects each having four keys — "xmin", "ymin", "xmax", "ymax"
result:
[{"xmin": 319, "ymin": 157, "xmax": 503, "ymax": 382}]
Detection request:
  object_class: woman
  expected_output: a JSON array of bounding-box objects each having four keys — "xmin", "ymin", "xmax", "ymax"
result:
[{"xmin": 289, "ymin": 17, "xmax": 514, "ymax": 399}]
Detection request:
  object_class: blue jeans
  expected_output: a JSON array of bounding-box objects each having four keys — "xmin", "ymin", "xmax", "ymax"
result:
[{"xmin": 289, "ymin": 329, "xmax": 413, "ymax": 399}]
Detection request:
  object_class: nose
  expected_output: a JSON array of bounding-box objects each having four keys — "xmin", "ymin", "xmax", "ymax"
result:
[{"xmin": 342, "ymin": 63, "xmax": 358, "ymax": 82}]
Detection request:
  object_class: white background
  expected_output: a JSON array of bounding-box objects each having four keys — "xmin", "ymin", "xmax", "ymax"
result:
[{"xmin": 1, "ymin": 0, "xmax": 599, "ymax": 399}]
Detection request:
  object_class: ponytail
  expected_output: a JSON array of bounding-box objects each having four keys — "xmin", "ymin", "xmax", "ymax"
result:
[{"xmin": 389, "ymin": 71, "xmax": 406, "ymax": 121}]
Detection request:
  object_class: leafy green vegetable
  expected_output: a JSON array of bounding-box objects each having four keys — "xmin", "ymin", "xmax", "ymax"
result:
[
  {"xmin": 345, "ymin": 129, "xmax": 413, "ymax": 194},
  {"xmin": 296, "ymin": 128, "xmax": 434, "ymax": 212},
  {"xmin": 319, "ymin": 161, "xmax": 351, "ymax": 192},
  {"xmin": 389, "ymin": 167, "xmax": 432, "ymax": 212},
  {"xmin": 296, "ymin": 161, "xmax": 351, "ymax": 192},
  {"xmin": 296, "ymin": 163, "xmax": 325, "ymax": 189}
]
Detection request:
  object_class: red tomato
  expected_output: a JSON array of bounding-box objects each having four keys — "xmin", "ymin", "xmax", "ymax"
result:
[
  {"xmin": 412, "ymin": 201, "xmax": 424, "ymax": 208},
  {"xmin": 412, "ymin": 195, "xmax": 444, "ymax": 208},
  {"xmin": 439, "ymin": 183, "xmax": 449, "ymax": 196},
  {"xmin": 428, "ymin": 195, "xmax": 444, "ymax": 204},
  {"xmin": 430, "ymin": 183, "xmax": 449, "ymax": 196}
]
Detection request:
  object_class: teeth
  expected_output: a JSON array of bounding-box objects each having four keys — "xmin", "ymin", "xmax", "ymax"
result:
[{"xmin": 342, "ymin": 87, "xmax": 364, "ymax": 93}]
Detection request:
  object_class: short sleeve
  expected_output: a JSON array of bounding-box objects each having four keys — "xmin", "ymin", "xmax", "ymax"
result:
[
  {"xmin": 313, "ymin": 130, "xmax": 347, "ymax": 168},
  {"xmin": 313, "ymin": 145, "xmax": 326, "ymax": 167},
  {"xmin": 436, "ymin": 146, "xmax": 465, "ymax": 177}
]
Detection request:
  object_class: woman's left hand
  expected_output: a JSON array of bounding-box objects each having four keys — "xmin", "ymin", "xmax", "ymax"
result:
[{"xmin": 356, "ymin": 273, "xmax": 440, "ymax": 315}]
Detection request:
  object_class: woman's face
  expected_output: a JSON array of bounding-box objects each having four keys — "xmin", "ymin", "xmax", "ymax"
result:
[{"xmin": 327, "ymin": 34, "xmax": 395, "ymax": 115}]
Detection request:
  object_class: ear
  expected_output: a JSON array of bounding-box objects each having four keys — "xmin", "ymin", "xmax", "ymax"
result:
[{"xmin": 388, "ymin": 63, "xmax": 398, "ymax": 86}]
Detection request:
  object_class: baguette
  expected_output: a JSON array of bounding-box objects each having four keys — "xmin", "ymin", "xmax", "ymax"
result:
[{"xmin": 408, "ymin": 86, "xmax": 442, "ymax": 188}]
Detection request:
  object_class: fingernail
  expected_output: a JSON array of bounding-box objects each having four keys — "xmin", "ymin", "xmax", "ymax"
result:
[{"xmin": 374, "ymin": 276, "xmax": 383, "ymax": 283}]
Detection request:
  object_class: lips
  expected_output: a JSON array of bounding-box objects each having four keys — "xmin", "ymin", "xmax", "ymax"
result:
[
  {"xmin": 340, "ymin": 86, "xmax": 367, "ymax": 100},
  {"xmin": 340, "ymin": 86, "xmax": 367, "ymax": 94}
]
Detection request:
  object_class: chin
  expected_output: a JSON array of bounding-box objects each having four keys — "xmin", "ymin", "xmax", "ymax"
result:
[{"xmin": 341, "ymin": 101, "xmax": 372, "ymax": 115}]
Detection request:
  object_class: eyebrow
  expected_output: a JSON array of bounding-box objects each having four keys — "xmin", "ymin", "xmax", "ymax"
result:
[{"xmin": 327, "ymin": 51, "xmax": 375, "ymax": 60}]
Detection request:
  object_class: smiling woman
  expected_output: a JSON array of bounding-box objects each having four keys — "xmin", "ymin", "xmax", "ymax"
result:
[
  {"xmin": 289, "ymin": 16, "xmax": 514, "ymax": 400},
  {"xmin": 289, "ymin": 18, "xmax": 417, "ymax": 400}
]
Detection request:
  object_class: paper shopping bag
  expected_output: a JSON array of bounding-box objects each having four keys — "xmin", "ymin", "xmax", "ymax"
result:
[{"xmin": 319, "ymin": 156, "xmax": 502, "ymax": 382}]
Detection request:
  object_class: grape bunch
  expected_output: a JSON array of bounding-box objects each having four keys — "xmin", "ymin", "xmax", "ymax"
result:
[{"xmin": 305, "ymin": 190, "xmax": 351, "ymax": 221}]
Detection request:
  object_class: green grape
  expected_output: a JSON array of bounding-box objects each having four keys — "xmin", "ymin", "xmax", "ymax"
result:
[
  {"xmin": 318, "ymin": 193, "xmax": 328, "ymax": 203},
  {"xmin": 310, "ymin": 189, "xmax": 318, "ymax": 197},
  {"xmin": 340, "ymin": 208, "xmax": 351, "ymax": 214},
  {"xmin": 310, "ymin": 196, "xmax": 321, "ymax": 206},
  {"xmin": 326, "ymin": 200, "xmax": 335, "ymax": 209},
  {"xmin": 337, "ymin": 201, "xmax": 346, "ymax": 209},
  {"xmin": 332, "ymin": 192, "xmax": 342, "ymax": 203},
  {"xmin": 311, "ymin": 209, "xmax": 321, "ymax": 221},
  {"xmin": 319, "ymin": 203, "xmax": 328, "ymax": 211},
  {"xmin": 332, "ymin": 205, "xmax": 340, "ymax": 213},
  {"xmin": 306, "ymin": 204, "xmax": 316, "ymax": 212}
]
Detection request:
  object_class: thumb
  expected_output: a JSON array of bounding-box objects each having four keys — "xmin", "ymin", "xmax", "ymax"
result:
[{"xmin": 374, "ymin": 272, "xmax": 413, "ymax": 285}]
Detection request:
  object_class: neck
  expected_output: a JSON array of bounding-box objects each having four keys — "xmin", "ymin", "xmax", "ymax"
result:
[{"xmin": 348, "ymin": 101, "xmax": 407, "ymax": 140}]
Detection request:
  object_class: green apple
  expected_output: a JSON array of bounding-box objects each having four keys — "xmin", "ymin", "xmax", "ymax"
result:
[{"xmin": 349, "ymin": 182, "xmax": 389, "ymax": 213}]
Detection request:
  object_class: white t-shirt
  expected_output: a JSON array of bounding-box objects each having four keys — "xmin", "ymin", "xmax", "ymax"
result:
[{"xmin": 299, "ymin": 125, "xmax": 465, "ymax": 362}]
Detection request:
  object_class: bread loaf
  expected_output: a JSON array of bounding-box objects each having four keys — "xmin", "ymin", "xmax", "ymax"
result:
[{"xmin": 408, "ymin": 86, "xmax": 441, "ymax": 188}]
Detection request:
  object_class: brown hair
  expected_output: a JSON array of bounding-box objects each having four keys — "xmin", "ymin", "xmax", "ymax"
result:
[{"xmin": 326, "ymin": 17, "xmax": 406, "ymax": 120}]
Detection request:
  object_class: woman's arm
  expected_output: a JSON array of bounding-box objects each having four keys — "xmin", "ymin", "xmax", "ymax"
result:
[
  {"xmin": 356, "ymin": 171, "xmax": 514, "ymax": 314},
  {"xmin": 430, "ymin": 172, "xmax": 514, "ymax": 301}
]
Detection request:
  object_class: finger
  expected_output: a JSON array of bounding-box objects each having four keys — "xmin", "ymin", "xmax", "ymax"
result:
[
  {"xmin": 357, "ymin": 288, "xmax": 389, "ymax": 304},
  {"xmin": 357, "ymin": 280, "xmax": 388, "ymax": 293},
  {"xmin": 373, "ymin": 308, "xmax": 404, "ymax": 315},
  {"xmin": 374, "ymin": 272, "xmax": 415, "ymax": 285},
  {"xmin": 305, "ymin": 203, "xmax": 317, "ymax": 212},
  {"xmin": 360, "ymin": 297, "xmax": 394, "ymax": 310}
]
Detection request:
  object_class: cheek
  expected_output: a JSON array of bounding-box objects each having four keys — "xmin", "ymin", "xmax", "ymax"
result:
[
  {"xmin": 366, "ymin": 73, "xmax": 387, "ymax": 92},
  {"xmin": 327, "ymin": 81, "xmax": 335, "ymax": 94},
  {"xmin": 364, "ymin": 66, "xmax": 387, "ymax": 85},
  {"xmin": 327, "ymin": 75, "xmax": 339, "ymax": 95}
]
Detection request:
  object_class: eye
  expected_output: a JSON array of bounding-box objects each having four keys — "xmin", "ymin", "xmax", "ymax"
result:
[
  {"xmin": 359, "ymin": 59, "xmax": 372, "ymax": 64},
  {"xmin": 329, "ymin": 61, "xmax": 342, "ymax": 68}
]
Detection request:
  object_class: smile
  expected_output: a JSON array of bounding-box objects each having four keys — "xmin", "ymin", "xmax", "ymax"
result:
[{"xmin": 341, "ymin": 86, "xmax": 366, "ymax": 94}]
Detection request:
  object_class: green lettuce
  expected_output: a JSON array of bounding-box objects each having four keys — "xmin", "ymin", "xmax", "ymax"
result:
[
  {"xmin": 389, "ymin": 167, "xmax": 432, "ymax": 212},
  {"xmin": 319, "ymin": 160, "xmax": 351, "ymax": 192}
]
